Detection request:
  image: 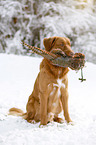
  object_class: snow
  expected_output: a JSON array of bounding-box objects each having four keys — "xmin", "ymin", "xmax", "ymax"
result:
[{"xmin": 0, "ymin": 53, "xmax": 96, "ymax": 145}]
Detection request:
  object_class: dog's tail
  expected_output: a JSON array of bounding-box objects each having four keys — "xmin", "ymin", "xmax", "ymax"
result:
[{"xmin": 9, "ymin": 107, "xmax": 25, "ymax": 117}]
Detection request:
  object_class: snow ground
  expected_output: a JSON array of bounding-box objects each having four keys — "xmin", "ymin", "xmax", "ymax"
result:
[{"xmin": 0, "ymin": 54, "xmax": 96, "ymax": 145}]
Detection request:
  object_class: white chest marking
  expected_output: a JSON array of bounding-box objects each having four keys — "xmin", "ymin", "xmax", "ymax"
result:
[
  {"xmin": 57, "ymin": 78, "xmax": 65, "ymax": 89},
  {"xmin": 48, "ymin": 79, "xmax": 65, "ymax": 98},
  {"xmin": 53, "ymin": 79, "xmax": 65, "ymax": 97},
  {"xmin": 53, "ymin": 79, "xmax": 65, "ymax": 88}
]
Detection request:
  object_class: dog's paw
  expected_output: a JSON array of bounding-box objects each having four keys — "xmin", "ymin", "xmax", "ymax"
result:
[
  {"xmin": 31, "ymin": 120, "xmax": 36, "ymax": 124},
  {"xmin": 67, "ymin": 121, "xmax": 75, "ymax": 126},
  {"xmin": 39, "ymin": 124, "xmax": 47, "ymax": 128},
  {"xmin": 54, "ymin": 117, "xmax": 64, "ymax": 124}
]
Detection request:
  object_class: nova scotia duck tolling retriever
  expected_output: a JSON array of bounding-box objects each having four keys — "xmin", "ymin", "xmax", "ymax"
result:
[{"xmin": 9, "ymin": 36, "xmax": 76, "ymax": 125}]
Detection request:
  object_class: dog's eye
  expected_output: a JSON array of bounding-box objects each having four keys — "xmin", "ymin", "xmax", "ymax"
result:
[{"xmin": 61, "ymin": 43, "xmax": 64, "ymax": 47}]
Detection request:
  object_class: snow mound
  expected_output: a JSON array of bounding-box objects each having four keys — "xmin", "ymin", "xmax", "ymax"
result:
[{"xmin": 0, "ymin": 54, "xmax": 96, "ymax": 145}]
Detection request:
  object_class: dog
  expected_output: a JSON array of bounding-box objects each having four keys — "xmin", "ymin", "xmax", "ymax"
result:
[{"xmin": 9, "ymin": 36, "xmax": 74, "ymax": 125}]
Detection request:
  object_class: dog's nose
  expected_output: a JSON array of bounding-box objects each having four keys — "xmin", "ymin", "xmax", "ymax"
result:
[{"xmin": 65, "ymin": 45, "xmax": 74, "ymax": 57}]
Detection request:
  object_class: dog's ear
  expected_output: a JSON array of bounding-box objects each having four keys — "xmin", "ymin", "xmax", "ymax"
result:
[{"xmin": 43, "ymin": 37, "xmax": 57, "ymax": 51}]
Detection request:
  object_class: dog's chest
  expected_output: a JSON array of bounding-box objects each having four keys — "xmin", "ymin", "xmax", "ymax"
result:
[
  {"xmin": 47, "ymin": 78, "xmax": 65, "ymax": 120},
  {"xmin": 48, "ymin": 78, "xmax": 65, "ymax": 98},
  {"xmin": 54, "ymin": 78, "xmax": 65, "ymax": 89}
]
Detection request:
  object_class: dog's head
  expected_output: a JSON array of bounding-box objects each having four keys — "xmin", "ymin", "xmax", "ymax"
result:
[
  {"xmin": 43, "ymin": 36, "xmax": 74, "ymax": 57},
  {"xmin": 43, "ymin": 36, "xmax": 85, "ymax": 70}
]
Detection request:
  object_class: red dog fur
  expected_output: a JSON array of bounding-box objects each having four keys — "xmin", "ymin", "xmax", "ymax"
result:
[{"xmin": 9, "ymin": 36, "xmax": 74, "ymax": 125}]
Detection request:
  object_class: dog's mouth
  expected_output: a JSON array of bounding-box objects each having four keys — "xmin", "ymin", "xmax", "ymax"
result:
[
  {"xmin": 50, "ymin": 48, "xmax": 85, "ymax": 70},
  {"xmin": 50, "ymin": 48, "xmax": 74, "ymax": 57}
]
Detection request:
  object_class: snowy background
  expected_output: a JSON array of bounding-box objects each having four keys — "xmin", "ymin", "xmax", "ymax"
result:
[
  {"xmin": 0, "ymin": 0, "xmax": 96, "ymax": 145},
  {"xmin": 0, "ymin": 0, "xmax": 96, "ymax": 63},
  {"xmin": 0, "ymin": 54, "xmax": 96, "ymax": 145}
]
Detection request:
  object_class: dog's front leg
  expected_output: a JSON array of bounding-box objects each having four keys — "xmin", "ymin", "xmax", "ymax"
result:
[
  {"xmin": 40, "ymin": 91, "xmax": 48, "ymax": 125},
  {"xmin": 60, "ymin": 87, "xmax": 72, "ymax": 123}
]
